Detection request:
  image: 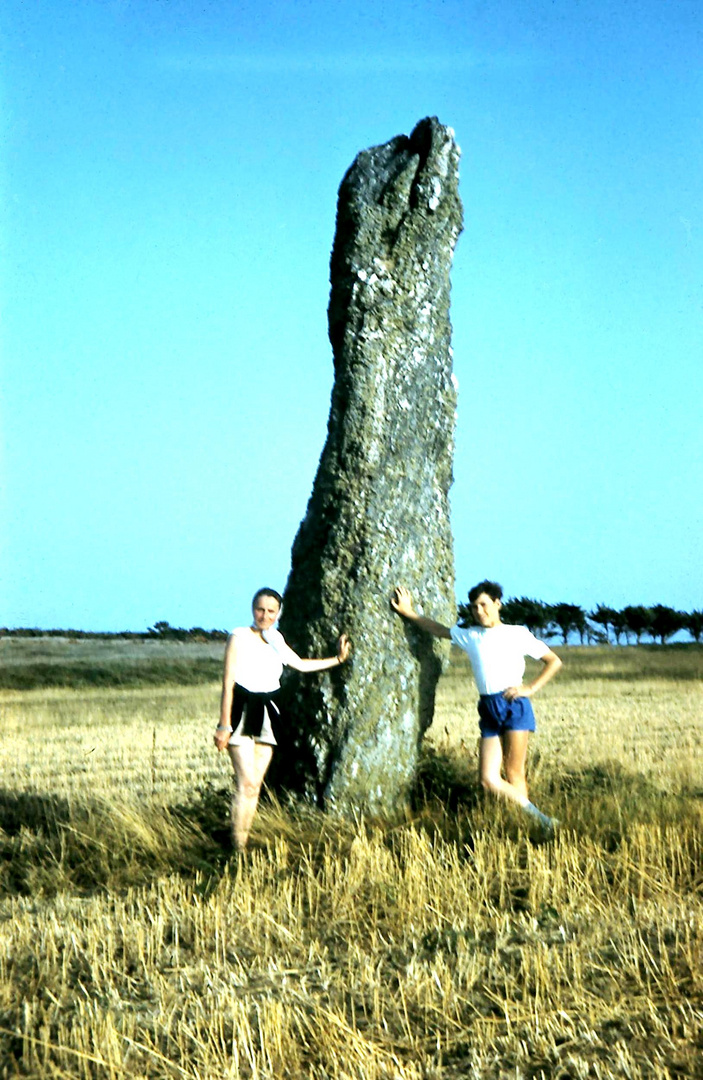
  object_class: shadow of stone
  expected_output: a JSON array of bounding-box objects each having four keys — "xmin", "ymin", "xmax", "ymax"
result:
[
  {"xmin": 409, "ymin": 744, "xmax": 482, "ymax": 813},
  {"xmin": 399, "ymin": 618, "xmax": 449, "ymax": 744},
  {"xmin": 265, "ymin": 702, "xmax": 326, "ymax": 805}
]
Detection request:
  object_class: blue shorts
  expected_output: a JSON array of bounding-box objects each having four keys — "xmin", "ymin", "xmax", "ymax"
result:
[{"xmin": 477, "ymin": 693, "xmax": 536, "ymax": 737}]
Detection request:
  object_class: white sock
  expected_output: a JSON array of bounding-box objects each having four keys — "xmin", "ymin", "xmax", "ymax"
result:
[{"xmin": 523, "ymin": 801, "xmax": 553, "ymax": 828}]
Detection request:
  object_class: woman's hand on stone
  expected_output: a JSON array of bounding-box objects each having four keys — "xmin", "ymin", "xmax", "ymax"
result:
[{"xmin": 337, "ymin": 634, "xmax": 351, "ymax": 663}]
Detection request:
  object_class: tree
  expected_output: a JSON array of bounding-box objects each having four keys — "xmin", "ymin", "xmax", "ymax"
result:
[
  {"xmin": 620, "ymin": 605, "xmax": 653, "ymax": 645},
  {"xmin": 575, "ymin": 610, "xmax": 590, "ymax": 644},
  {"xmin": 649, "ymin": 605, "xmax": 685, "ymax": 645},
  {"xmin": 588, "ymin": 605, "xmax": 618, "ymax": 644},
  {"xmin": 549, "ymin": 603, "xmax": 587, "ymax": 645},
  {"xmin": 610, "ymin": 610, "xmax": 628, "ymax": 645},
  {"xmin": 499, "ymin": 597, "xmax": 554, "ymax": 637},
  {"xmin": 685, "ymin": 610, "xmax": 703, "ymax": 643},
  {"xmin": 148, "ymin": 621, "xmax": 188, "ymax": 641}
]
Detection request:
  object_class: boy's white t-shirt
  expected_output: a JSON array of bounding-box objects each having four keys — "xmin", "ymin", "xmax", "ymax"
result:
[
  {"xmin": 230, "ymin": 626, "xmax": 298, "ymax": 692},
  {"xmin": 450, "ymin": 623, "xmax": 549, "ymax": 695}
]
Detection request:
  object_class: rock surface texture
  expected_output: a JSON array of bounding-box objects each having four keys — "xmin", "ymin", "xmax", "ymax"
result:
[{"xmin": 276, "ymin": 117, "xmax": 463, "ymax": 814}]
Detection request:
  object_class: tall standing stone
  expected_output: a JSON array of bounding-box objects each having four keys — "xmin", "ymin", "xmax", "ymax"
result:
[{"xmin": 276, "ymin": 117, "xmax": 463, "ymax": 814}]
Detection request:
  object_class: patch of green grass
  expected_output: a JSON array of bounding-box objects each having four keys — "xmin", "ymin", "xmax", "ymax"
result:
[
  {"xmin": 0, "ymin": 636, "xmax": 225, "ymax": 689},
  {"xmin": 4, "ymin": 637, "xmax": 701, "ymax": 692},
  {"xmin": 0, "ymin": 658, "xmax": 223, "ymax": 690},
  {"xmin": 541, "ymin": 643, "xmax": 703, "ymax": 682},
  {"xmin": 444, "ymin": 642, "xmax": 703, "ymax": 686}
]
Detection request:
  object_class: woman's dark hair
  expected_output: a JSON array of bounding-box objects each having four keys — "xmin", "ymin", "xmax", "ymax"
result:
[
  {"xmin": 252, "ymin": 587, "xmax": 283, "ymax": 609},
  {"xmin": 468, "ymin": 580, "xmax": 503, "ymax": 603}
]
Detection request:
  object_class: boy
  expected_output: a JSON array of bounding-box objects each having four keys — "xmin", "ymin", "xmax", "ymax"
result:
[{"xmin": 391, "ymin": 581, "xmax": 562, "ymax": 834}]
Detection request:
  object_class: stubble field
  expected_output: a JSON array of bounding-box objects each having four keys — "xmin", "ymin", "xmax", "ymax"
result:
[{"xmin": 0, "ymin": 639, "xmax": 701, "ymax": 1079}]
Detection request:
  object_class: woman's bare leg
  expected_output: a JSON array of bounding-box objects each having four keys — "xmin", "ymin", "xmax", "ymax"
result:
[{"xmin": 227, "ymin": 740, "xmax": 274, "ymax": 850}]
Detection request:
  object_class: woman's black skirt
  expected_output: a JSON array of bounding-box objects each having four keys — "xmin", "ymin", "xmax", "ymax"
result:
[{"xmin": 230, "ymin": 683, "xmax": 283, "ymax": 742}]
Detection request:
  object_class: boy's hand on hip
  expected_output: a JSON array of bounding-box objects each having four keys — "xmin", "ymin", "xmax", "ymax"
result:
[{"xmin": 503, "ymin": 685, "xmax": 531, "ymax": 701}]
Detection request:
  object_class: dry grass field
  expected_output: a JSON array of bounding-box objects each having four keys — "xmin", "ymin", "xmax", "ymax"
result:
[{"xmin": 0, "ymin": 641, "xmax": 701, "ymax": 1079}]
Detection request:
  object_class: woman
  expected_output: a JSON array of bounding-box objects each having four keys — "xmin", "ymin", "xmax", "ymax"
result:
[{"xmin": 214, "ymin": 587, "xmax": 350, "ymax": 850}]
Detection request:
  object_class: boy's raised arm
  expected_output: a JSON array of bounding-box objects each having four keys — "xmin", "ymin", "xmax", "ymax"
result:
[{"xmin": 391, "ymin": 586, "xmax": 452, "ymax": 640}]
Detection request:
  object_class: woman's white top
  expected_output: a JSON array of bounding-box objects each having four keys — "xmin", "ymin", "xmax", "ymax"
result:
[
  {"xmin": 230, "ymin": 626, "xmax": 298, "ymax": 692},
  {"xmin": 450, "ymin": 623, "xmax": 549, "ymax": 695}
]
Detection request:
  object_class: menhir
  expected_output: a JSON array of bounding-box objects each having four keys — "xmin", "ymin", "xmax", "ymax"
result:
[{"xmin": 275, "ymin": 117, "xmax": 463, "ymax": 815}]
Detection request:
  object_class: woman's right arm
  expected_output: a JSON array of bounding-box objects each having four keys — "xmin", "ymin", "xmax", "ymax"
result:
[{"xmin": 214, "ymin": 634, "xmax": 237, "ymax": 751}]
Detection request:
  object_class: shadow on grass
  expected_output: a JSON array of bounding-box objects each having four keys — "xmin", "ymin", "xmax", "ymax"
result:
[
  {"xmin": 537, "ymin": 759, "xmax": 700, "ymax": 848},
  {"xmin": 0, "ymin": 786, "xmax": 233, "ymax": 898},
  {"xmin": 3, "ymin": 756, "xmax": 699, "ymax": 900},
  {"xmin": 410, "ymin": 746, "xmax": 700, "ymax": 851},
  {"xmin": 410, "ymin": 743, "xmax": 482, "ymax": 813}
]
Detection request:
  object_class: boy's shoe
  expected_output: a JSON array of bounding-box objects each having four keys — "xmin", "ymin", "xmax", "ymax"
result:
[{"xmin": 541, "ymin": 817, "xmax": 559, "ymax": 839}]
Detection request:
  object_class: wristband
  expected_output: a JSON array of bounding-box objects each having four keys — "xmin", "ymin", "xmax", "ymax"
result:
[{"xmin": 216, "ymin": 726, "xmax": 233, "ymax": 733}]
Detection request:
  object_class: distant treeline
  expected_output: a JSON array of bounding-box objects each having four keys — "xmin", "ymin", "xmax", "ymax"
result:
[
  {"xmin": 457, "ymin": 598, "xmax": 703, "ymax": 645},
  {"xmin": 0, "ymin": 621, "xmax": 228, "ymax": 642},
  {"xmin": 3, "ymin": 608, "xmax": 703, "ymax": 648}
]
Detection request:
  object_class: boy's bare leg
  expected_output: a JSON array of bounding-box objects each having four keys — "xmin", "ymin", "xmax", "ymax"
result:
[
  {"xmin": 228, "ymin": 741, "xmax": 274, "ymax": 850},
  {"xmin": 501, "ymin": 730, "xmax": 530, "ymax": 800},
  {"xmin": 479, "ymin": 735, "xmax": 529, "ymax": 806},
  {"xmin": 479, "ymin": 733, "xmax": 555, "ymax": 832}
]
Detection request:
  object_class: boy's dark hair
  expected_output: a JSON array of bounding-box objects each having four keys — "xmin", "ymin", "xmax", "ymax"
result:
[
  {"xmin": 252, "ymin": 587, "xmax": 283, "ymax": 608},
  {"xmin": 468, "ymin": 580, "xmax": 503, "ymax": 603}
]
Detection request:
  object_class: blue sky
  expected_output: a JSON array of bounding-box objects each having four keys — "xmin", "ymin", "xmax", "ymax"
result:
[{"xmin": 2, "ymin": 0, "xmax": 702, "ymax": 631}]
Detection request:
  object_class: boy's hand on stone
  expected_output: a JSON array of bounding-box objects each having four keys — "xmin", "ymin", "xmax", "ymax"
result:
[{"xmin": 391, "ymin": 586, "xmax": 415, "ymax": 618}]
